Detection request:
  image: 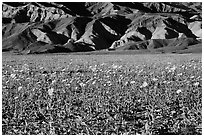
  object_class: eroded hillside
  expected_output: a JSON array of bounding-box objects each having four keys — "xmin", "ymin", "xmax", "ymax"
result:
[{"xmin": 2, "ymin": 2, "xmax": 202, "ymax": 54}]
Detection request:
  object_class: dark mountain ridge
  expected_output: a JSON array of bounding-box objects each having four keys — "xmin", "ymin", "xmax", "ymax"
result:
[{"xmin": 2, "ymin": 2, "xmax": 202, "ymax": 54}]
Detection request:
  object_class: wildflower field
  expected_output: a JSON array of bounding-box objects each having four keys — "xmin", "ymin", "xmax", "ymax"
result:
[{"xmin": 2, "ymin": 53, "xmax": 202, "ymax": 135}]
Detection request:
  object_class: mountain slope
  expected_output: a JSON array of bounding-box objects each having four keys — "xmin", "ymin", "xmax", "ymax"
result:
[{"xmin": 2, "ymin": 2, "xmax": 202, "ymax": 54}]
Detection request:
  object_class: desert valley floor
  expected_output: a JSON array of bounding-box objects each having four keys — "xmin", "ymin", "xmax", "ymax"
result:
[{"xmin": 2, "ymin": 53, "xmax": 202, "ymax": 135}]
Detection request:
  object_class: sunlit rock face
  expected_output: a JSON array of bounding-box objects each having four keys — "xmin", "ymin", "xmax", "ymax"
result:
[{"xmin": 2, "ymin": 2, "xmax": 202, "ymax": 54}]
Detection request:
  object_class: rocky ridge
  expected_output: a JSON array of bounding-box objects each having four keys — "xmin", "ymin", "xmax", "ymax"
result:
[{"xmin": 2, "ymin": 2, "xmax": 202, "ymax": 54}]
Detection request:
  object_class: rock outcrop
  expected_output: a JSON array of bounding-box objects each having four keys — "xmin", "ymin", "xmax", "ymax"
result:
[{"xmin": 2, "ymin": 2, "xmax": 202, "ymax": 54}]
